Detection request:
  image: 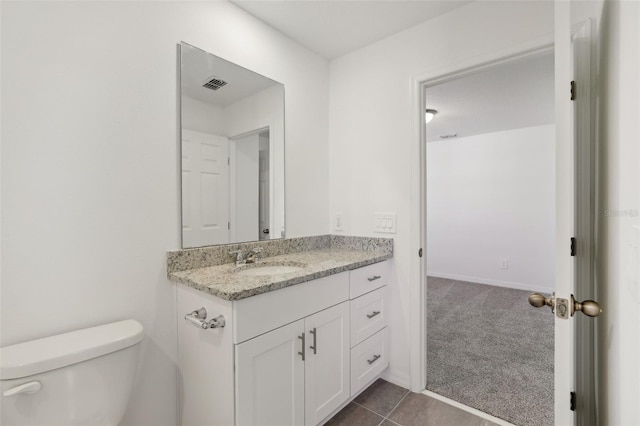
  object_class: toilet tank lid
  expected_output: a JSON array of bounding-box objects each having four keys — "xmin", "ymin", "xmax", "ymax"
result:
[{"xmin": 0, "ymin": 319, "xmax": 144, "ymax": 380}]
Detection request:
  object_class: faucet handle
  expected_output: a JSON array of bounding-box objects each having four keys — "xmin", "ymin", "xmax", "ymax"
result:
[
  {"xmin": 229, "ymin": 249, "xmax": 244, "ymax": 260},
  {"xmin": 245, "ymin": 247, "xmax": 263, "ymax": 263}
]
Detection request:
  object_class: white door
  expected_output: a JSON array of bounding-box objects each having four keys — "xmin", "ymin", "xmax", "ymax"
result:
[
  {"xmin": 553, "ymin": 4, "xmax": 599, "ymax": 425},
  {"xmin": 235, "ymin": 320, "xmax": 305, "ymax": 426},
  {"xmin": 554, "ymin": 3, "xmax": 576, "ymax": 420},
  {"xmin": 182, "ymin": 129, "xmax": 229, "ymax": 247},
  {"xmin": 304, "ymin": 302, "xmax": 350, "ymax": 426}
]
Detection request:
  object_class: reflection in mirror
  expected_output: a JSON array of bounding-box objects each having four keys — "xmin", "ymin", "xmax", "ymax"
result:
[{"xmin": 180, "ymin": 42, "xmax": 285, "ymax": 248}]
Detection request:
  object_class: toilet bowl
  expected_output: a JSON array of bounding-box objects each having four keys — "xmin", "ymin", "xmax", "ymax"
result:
[{"xmin": 0, "ymin": 319, "xmax": 144, "ymax": 426}]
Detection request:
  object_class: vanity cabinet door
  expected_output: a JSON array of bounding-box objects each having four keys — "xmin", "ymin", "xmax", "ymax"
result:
[
  {"xmin": 235, "ymin": 320, "xmax": 305, "ymax": 426},
  {"xmin": 304, "ymin": 302, "xmax": 350, "ymax": 426}
]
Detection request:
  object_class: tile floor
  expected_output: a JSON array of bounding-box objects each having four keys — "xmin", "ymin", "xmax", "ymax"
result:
[{"xmin": 325, "ymin": 379, "xmax": 499, "ymax": 426}]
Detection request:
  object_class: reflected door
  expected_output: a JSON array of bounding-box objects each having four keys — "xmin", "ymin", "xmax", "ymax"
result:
[{"xmin": 182, "ymin": 129, "xmax": 230, "ymax": 247}]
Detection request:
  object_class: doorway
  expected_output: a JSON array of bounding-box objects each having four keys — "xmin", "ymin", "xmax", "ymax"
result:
[
  {"xmin": 422, "ymin": 50, "xmax": 556, "ymax": 425},
  {"xmin": 413, "ymin": 17, "xmax": 596, "ymax": 426},
  {"xmin": 229, "ymin": 127, "xmax": 272, "ymax": 242}
]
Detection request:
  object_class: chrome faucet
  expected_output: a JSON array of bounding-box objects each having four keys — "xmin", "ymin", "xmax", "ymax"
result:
[
  {"xmin": 229, "ymin": 250, "xmax": 246, "ymax": 266},
  {"xmin": 245, "ymin": 247, "xmax": 263, "ymax": 264},
  {"xmin": 229, "ymin": 247, "xmax": 263, "ymax": 267}
]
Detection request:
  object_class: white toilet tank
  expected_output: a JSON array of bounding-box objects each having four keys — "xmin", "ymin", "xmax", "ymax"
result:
[{"xmin": 0, "ymin": 319, "xmax": 144, "ymax": 426}]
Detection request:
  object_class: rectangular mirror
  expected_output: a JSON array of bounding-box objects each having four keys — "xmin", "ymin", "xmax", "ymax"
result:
[{"xmin": 180, "ymin": 42, "xmax": 285, "ymax": 248}]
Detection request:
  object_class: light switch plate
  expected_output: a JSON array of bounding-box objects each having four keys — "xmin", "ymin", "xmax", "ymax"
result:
[{"xmin": 374, "ymin": 213, "xmax": 396, "ymax": 234}]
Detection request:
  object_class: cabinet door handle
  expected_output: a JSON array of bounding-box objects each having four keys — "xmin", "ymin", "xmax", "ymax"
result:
[
  {"xmin": 298, "ymin": 333, "xmax": 305, "ymax": 361},
  {"xmin": 366, "ymin": 311, "xmax": 381, "ymax": 319},
  {"xmin": 367, "ymin": 275, "xmax": 381, "ymax": 282},
  {"xmin": 367, "ymin": 354, "xmax": 381, "ymax": 365},
  {"xmin": 309, "ymin": 328, "xmax": 317, "ymax": 354}
]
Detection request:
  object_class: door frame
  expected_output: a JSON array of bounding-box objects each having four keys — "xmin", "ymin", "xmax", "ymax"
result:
[{"xmin": 409, "ymin": 20, "xmax": 595, "ymax": 422}]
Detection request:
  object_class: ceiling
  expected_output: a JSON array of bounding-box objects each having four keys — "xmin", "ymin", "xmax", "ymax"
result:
[
  {"xmin": 181, "ymin": 42, "xmax": 280, "ymax": 107},
  {"xmin": 425, "ymin": 51, "xmax": 555, "ymax": 142},
  {"xmin": 230, "ymin": 0, "xmax": 472, "ymax": 59}
]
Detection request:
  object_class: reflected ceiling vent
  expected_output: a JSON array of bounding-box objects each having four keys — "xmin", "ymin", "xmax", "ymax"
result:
[
  {"xmin": 203, "ymin": 76, "xmax": 228, "ymax": 91},
  {"xmin": 439, "ymin": 133, "xmax": 458, "ymax": 139}
]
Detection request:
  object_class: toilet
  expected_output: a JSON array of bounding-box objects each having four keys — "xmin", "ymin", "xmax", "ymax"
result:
[{"xmin": 0, "ymin": 319, "xmax": 144, "ymax": 425}]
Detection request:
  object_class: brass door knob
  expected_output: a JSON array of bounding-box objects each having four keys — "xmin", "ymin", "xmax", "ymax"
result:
[
  {"xmin": 571, "ymin": 295, "xmax": 602, "ymax": 317},
  {"xmin": 528, "ymin": 293, "xmax": 555, "ymax": 309}
]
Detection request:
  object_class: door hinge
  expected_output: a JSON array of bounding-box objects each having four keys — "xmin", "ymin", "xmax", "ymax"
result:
[
  {"xmin": 571, "ymin": 237, "xmax": 577, "ymax": 256},
  {"xmin": 570, "ymin": 391, "xmax": 576, "ymax": 411},
  {"xmin": 228, "ymin": 221, "xmax": 231, "ymax": 230},
  {"xmin": 227, "ymin": 157, "xmax": 230, "ymax": 165},
  {"xmin": 418, "ymin": 248, "xmax": 423, "ymax": 258},
  {"xmin": 571, "ymin": 80, "xmax": 576, "ymax": 101}
]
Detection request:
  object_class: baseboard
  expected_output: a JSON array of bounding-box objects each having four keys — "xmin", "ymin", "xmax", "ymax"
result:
[
  {"xmin": 380, "ymin": 368, "xmax": 410, "ymax": 390},
  {"xmin": 426, "ymin": 271, "xmax": 553, "ymax": 293}
]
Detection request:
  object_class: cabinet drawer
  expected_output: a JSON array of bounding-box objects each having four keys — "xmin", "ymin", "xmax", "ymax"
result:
[
  {"xmin": 233, "ymin": 272, "xmax": 349, "ymax": 343},
  {"xmin": 349, "ymin": 261, "xmax": 389, "ymax": 299},
  {"xmin": 350, "ymin": 327, "xmax": 388, "ymax": 396},
  {"xmin": 350, "ymin": 287, "xmax": 386, "ymax": 347}
]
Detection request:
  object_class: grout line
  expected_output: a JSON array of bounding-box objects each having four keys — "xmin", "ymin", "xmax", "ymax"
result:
[
  {"xmin": 352, "ymin": 401, "xmax": 386, "ymax": 419},
  {"xmin": 354, "ymin": 389, "xmax": 410, "ymax": 426},
  {"xmin": 382, "ymin": 390, "xmax": 410, "ymax": 425}
]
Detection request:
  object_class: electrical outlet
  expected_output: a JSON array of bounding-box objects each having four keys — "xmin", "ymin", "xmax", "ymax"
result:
[{"xmin": 500, "ymin": 259, "xmax": 509, "ymax": 270}]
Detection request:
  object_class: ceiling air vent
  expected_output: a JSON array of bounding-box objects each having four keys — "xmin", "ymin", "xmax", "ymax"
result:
[{"xmin": 203, "ymin": 76, "xmax": 228, "ymax": 91}]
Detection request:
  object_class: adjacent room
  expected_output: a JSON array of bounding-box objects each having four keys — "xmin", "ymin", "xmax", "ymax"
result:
[{"xmin": 425, "ymin": 51, "xmax": 556, "ymax": 426}]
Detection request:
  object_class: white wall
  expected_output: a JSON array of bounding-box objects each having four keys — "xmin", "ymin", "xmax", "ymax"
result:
[
  {"xmin": 329, "ymin": 1, "xmax": 554, "ymax": 388},
  {"xmin": 426, "ymin": 125, "xmax": 555, "ymax": 293},
  {"xmin": 596, "ymin": 0, "xmax": 640, "ymax": 424},
  {"xmin": 233, "ymin": 133, "xmax": 260, "ymax": 242},
  {"xmin": 181, "ymin": 96, "xmax": 226, "ymax": 135},
  {"xmin": 0, "ymin": 2, "xmax": 329, "ymax": 424}
]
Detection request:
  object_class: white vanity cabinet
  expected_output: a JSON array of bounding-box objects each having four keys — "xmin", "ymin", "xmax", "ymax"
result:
[
  {"xmin": 236, "ymin": 301, "xmax": 350, "ymax": 426},
  {"xmin": 176, "ymin": 260, "xmax": 390, "ymax": 426}
]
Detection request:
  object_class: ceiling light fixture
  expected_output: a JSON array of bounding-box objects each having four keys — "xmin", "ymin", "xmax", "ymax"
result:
[{"xmin": 425, "ymin": 109, "xmax": 438, "ymax": 123}]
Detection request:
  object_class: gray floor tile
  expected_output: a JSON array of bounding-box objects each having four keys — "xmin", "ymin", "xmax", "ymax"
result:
[
  {"xmin": 354, "ymin": 378, "xmax": 409, "ymax": 416},
  {"xmin": 388, "ymin": 393, "xmax": 493, "ymax": 426},
  {"xmin": 324, "ymin": 402, "xmax": 384, "ymax": 426}
]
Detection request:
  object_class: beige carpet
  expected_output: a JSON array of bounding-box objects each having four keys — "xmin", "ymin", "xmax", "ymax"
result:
[{"xmin": 426, "ymin": 277, "xmax": 554, "ymax": 426}]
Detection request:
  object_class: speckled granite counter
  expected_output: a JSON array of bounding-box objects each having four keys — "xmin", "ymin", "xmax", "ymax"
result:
[{"xmin": 167, "ymin": 235, "xmax": 392, "ymax": 301}]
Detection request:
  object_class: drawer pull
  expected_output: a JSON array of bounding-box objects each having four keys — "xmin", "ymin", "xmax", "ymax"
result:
[
  {"xmin": 309, "ymin": 328, "xmax": 317, "ymax": 354},
  {"xmin": 366, "ymin": 311, "xmax": 381, "ymax": 319},
  {"xmin": 367, "ymin": 275, "xmax": 381, "ymax": 282},
  {"xmin": 298, "ymin": 333, "xmax": 306, "ymax": 361},
  {"xmin": 367, "ymin": 354, "xmax": 381, "ymax": 365}
]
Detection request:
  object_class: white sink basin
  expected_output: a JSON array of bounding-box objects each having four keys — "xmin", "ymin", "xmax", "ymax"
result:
[{"xmin": 235, "ymin": 265, "xmax": 305, "ymax": 277}]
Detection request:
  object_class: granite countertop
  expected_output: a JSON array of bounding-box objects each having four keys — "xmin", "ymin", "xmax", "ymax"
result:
[{"xmin": 169, "ymin": 247, "xmax": 391, "ymax": 301}]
